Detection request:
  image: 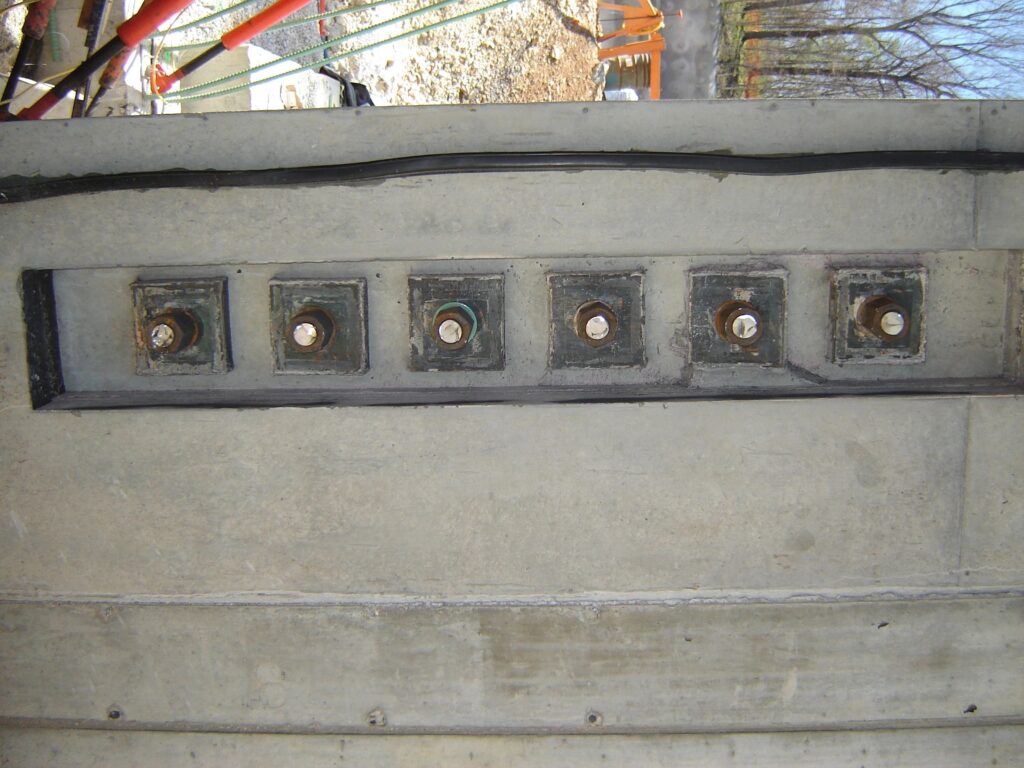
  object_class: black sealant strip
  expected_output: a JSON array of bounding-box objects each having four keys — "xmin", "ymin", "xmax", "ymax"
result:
[
  {"xmin": 38, "ymin": 378, "xmax": 1024, "ymax": 411},
  {"xmin": 2, "ymin": 150, "xmax": 1024, "ymax": 204},
  {"xmin": 19, "ymin": 269, "xmax": 65, "ymax": 408}
]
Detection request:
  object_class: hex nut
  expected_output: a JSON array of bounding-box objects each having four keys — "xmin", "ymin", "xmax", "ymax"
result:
[
  {"xmin": 714, "ymin": 300, "xmax": 764, "ymax": 346},
  {"xmin": 285, "ymin": 307, "xmax": 336, "ymax": 353},
  {"xmin": 144, "ymin": 310, "xmax": 200, "ymax": 354},
  {"xmin": 432, "ymin": 304, "xmax": 476, "ymax": 351},
  {"xmin": 858, "ymin": 295, "xmax": 910, "ymax": 341},
  {"xmin": 574, "ymin": 301, "xmax": 619, "ymax": 347}
]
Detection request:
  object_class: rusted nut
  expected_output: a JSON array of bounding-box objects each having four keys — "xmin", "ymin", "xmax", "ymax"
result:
[
  {"xmin": 858, "ymin": 295, "xmax": 910, "ymax": 341},
  {"xmin": 432, "ymin": 302, "xmax": 477, "ymax": 351},
  {"xmin": 145, "ymin": 309, "xmax": 200, "ymax": 354},
  {"xmin": 286, "ymin": 307, "xmax": 335, "ymax": 353},
  {"xmin": 714, "ymin": 300, "xmax": 763, "ymax": 346},
  {"xmin": 574, "ymin": 300, "xmax": 618, "ymax": 347}
]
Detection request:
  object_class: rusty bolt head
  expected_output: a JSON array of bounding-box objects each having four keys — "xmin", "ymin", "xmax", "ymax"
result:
[
  {"xmin": 145, "ymin": 310, "xmax": 199, "ymax": 354},
  {"xmin": 715, "ymin": 300, "xmax": 763, "ymax": 346},
  {"xmin": 149, "ymin": 323, "xmax": 175, "ymax": 350},
  {"xmin": 858, "ymin": 295, "xmax": 910, "ymax": 341},
  {"xmin": 432, "ymin": 304, "xmax": 476, "ymax": 351},
  {"xmin": 574, "ymin": 301, "xmax": 618, "ymax": 347},
  {"xmin": 286, "ymin": 308, "xmax": 335, "ymax": 353}
]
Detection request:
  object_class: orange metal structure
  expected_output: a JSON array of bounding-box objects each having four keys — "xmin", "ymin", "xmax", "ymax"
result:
[{"xmin": 597, "ymin": 0, "xmax": 677, "ymax": 100}]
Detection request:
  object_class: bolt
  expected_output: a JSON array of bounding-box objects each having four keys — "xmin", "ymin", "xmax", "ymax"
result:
[
  {"xmin": 149, "ymin": 323, "xmax": 175, "ymax": 350},
  {"xmin": 879, "ymin": 310, "xmax": 906, "ymax": 338},
  {"xmin": 858, "ymin": 295, "xmax": 910, "ymax": 341},
  {"xmin": 715, "ymin": 301, "xmax": 763, "ymax": 347},
  {"xmin": 291, "ymin": 321, "xmax": 319, "ymax": 348},
  {"xmin": 585, "ymin": 313, "xmax": 611, "ymax": 341},
  {"xmin": 731, "ymin": 313, "xmax": 759, "ymax": 341},
  {"xmin": 437, "ymin": 318, "xmax": 464, "ymax": 345},
  {"xmin": 286, "ymin": 308, "xmax": 335, "ymax": 353},
  {"xmin": 574, "ymin": 301, "xmax": 618, "ymax": 347},
  {"xmin": 431, "ymin": 303, "xmax": 476, "ymax": 350},
  {"xmin": 144, "ymin": 311, "xmax": 199, "ymax": 354}
]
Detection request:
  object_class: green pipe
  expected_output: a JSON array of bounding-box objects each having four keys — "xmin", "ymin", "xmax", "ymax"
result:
[
  {"xmin": 159, "ymin": 0, "xmax": 407, "ymax": 51},
  {"xmin": 166, "ymin": 0, "xmax": 467, "ymax": 97},
  {"xmin": 159, "ymin": 0, "xmax": 520, "ymax": 103},
  {"xmin": 151, "ymin": 0, "xmax": 264, "ymax": 38}
]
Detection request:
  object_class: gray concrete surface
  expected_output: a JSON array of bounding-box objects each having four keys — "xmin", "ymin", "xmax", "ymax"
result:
[
  {"xmin": 49, "ymin": 252, "xmax": 1011, "ymax": 395},
  {"xmin": 2, "ymin": 598, "xmax": 1021, "ymax": 730},
  {"xmin": 1, "ymin": 100, "xmax": 997, "ymax": 177},
  {"xmin": 0, "ymin": 398, "xmax": 974, "ymax": 595},
  {"xmin": 4, "ymin": 727, "xmax": 1024, "ymax": 767},
  {"xmin": 1, "ymin": 101, "xmax": 1022, "ymax": 762}
]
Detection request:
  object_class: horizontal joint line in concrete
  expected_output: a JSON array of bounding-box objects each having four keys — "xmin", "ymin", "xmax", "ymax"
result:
[
  {"xmin": 2, "ymin": 586, "xmax": 1022, "ymax": 609},
  {"xmin": 2, "ymin": 715, "xmax": 1022, "ymax": 737}
]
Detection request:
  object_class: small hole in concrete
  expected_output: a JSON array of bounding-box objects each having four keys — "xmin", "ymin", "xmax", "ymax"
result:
[
  {"xmin": 107, "ymin": 707, "xmax": 122, "ymax": 720},
  {"xmin": 586, "ymin": 710, "xmax": 603, "ymax": 726},
  {"xmin": 964, "ymin": 704, "xmax": 978, "ymax": 714}
]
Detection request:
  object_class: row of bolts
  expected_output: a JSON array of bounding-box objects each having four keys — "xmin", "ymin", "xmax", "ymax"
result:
[{"xmin": 147, "ymin": 294, "xmax": 908, "ymax": 354}]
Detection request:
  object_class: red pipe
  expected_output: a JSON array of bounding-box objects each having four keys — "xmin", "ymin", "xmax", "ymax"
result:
[{"xmin": 221, "ymin": 0, "xmax": 312, "ymax": 50}]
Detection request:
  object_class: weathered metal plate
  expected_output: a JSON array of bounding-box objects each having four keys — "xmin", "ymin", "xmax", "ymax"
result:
[
  {"xmin": 269, "ymin": 279, "xmax": 368, "ymax": 374},
  {"xmin": 690, "ymin": 271, "xmax": 786, "ymax": 366},
  {"xmin": 548, "ymin": 272, "xmax": 645, "ymax": 369},
  {"xmin": 831, "ymin": 267, "xmax": 926, "ymax": 362},
  {"xmin": 409, "ymin": 275, "xmax": 505, "ymax": 371},
  {"xmin": 130, "ymin": 278, "xmax": 231, "ymax": 375}
]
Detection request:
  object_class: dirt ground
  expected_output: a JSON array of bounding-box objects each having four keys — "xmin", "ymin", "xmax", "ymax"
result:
[
  {"xmin": 176, "ymin": 0, "xmax": 604, "ymax": 106},
  {"xmin": 321, "ymin": 0, "xmax": 604, "ymax": 104}
]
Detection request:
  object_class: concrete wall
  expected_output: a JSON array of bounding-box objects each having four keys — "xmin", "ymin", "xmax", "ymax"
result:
[{"xmin": 1, "ymin": 100, "xmax": 1022, "ymax": 765}]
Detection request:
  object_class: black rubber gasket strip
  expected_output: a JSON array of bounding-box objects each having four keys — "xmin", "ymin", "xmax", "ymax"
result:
[{"xmin": 2, "ymin": 149, "xmax": 1023, "ymax": 205}]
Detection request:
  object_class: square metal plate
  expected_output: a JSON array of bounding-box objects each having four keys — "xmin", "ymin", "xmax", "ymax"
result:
[
  {"xmin": 548, "ymin": 272, "xmax": 645, "ymax": 369},
  {"xmin": 831, "ymin": 267, "xmax": 925, "ymax": 363},
  {"xmin": 690, "ymin": 271, "xmax": 786, "ymax": 366},
  {"xmin": 269, "ymin": 279, "xmax": 368, "ymax": 374},
  {"xmin": 131, "ymin": 277, "xmax": 231, "ymax": 375},
  {"xmin": 409, "ymin": 275, "xmax": 505, "ymax": 371}
]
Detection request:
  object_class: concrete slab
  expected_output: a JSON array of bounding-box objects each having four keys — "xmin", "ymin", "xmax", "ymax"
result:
[
  {"xmin": 0, "ymin": 397, "xmax": 967, "ymax": 596},
  {"xmin": 979, "ymin": 101, "xmax": 1024, "ymax": 151},
  {"xmin": 45, "ymin": 252, "xmax": 1011, "ymax": 395},
  {"xmin": 1, "ymin": 598, "xmax": 1020, "ymax": 731},
  {"xmin": 0, "ymin": 170, "xmax": 979, "ymax": 268},
  {"xmin": 4, "ymin": 727, "xmax": 1023, "ymax": 767},
  {"xmin": 0, "ymin": 101, "xmax": 988, "ymax": 178},
  {"xmin": 961, "ymin": 396, "xmax": 1024, "ymax": 586},
  {"xmin": 976, "ymin": 173, "xmax": 1024, "ymax": 250}
]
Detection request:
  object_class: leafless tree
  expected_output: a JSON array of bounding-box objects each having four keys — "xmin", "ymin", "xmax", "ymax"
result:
[{"xmin": 724, "ymin": 0, "xmax": 1024, "ymax": 97}]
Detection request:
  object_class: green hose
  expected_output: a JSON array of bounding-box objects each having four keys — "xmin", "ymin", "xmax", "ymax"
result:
[
  {"xmin": 164, "ymin": 0, "xmax": 475, "ymax": 98},
  {"xmin": 151, "ymin": 0, "xmax": 263, "ymax": 37},
  {"xmin": 159, "ymin": 0, "xmax": 520, "ymax": 103},
  {"xmin": 159, "ymin": 0, "xmax": 408, "ymax": 51}
]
